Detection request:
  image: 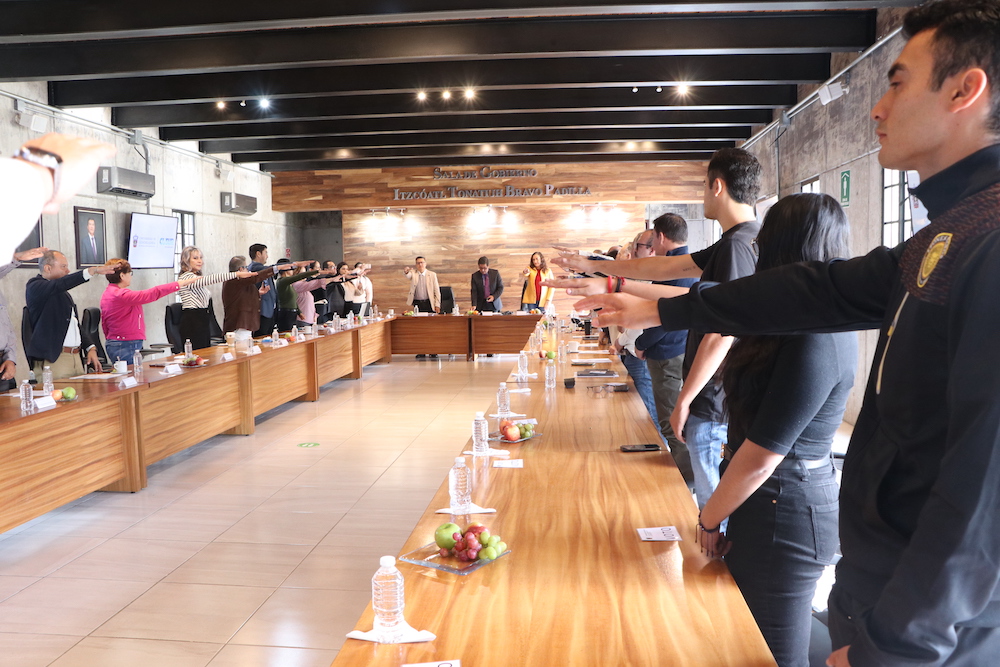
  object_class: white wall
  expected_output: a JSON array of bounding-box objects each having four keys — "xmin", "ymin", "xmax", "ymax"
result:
[{"xmin": 1, "ymin": 83, "xmax": 302, "ymax": 380}]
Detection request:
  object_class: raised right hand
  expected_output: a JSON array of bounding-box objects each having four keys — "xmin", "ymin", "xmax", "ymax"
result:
[
  {"xmin": 22, "ymin": 134, "xmax": 117, "ymax": 215},
  {"xmin": 403, "ymin": 266, "xmax": 411, "ymax": 274}
]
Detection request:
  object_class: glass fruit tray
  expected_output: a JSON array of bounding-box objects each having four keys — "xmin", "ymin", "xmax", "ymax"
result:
[
  {"xmin": 399, "ymin": 542, "xmax": 511, "ymax": 575},
  {"xmin": 488, "ymin": 431, "xmax": 541, "ymax": 443}
]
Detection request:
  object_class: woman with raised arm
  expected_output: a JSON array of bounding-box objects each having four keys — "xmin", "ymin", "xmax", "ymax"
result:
[
  {"xmin": 100, "ymin": 258, "xmax": 201, "ymax": 362},
  {"xmin": 177, "ymin": 246, "xmax": 253, "ymax": 351},
  {"xmin": 520, "ymin": 251, "xmax": 554, "ymax": 311}
]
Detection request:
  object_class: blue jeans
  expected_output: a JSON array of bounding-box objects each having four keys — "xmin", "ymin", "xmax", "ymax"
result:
[
  {"xmin": 620, "ymin": 351, "xmax": 658, "ymax": 426},
  {"xmin": 684, "ymin": 414, "xmax": 727, "ymax": 509},
  {"xmin": 726, "ymin": 460, "xmax": 839, "ymax": 667},
  {"xmin": 105, "ymin": 339, "xmax": 143, "ymax": 363}
]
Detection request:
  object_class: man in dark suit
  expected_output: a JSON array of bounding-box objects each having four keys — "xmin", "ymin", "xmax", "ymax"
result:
[
  {"xmin": 25, "ymin": 250, "xmax": 117, "ymax": 378},
  {"xmin": 79, "ymin": 217, "xmax": 103, "ymax": 265},
  {"xmin": 470, "ymin": 256, "xmax": 503, "ymax": 312}
]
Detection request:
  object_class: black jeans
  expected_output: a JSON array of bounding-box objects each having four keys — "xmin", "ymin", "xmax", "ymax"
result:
[
  {"xmin": 724, "ymin": 459, "xmax": 840, "ymax": 667},
  {"xmin": 412, "ymin": 298, "xmax": 433, "ymax": 313},
  {"xmin": 254, "ymin": 315, "xmax": 274, "ymax": 338},
  {"xmin": 274, "ymin": 308, "xmax": 297, "ymax": 332}
]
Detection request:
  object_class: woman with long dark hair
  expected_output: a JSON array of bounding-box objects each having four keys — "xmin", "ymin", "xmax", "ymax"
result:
[
  {"xmin": 696, "ymin": 193, "xmax": 856, "ymax": 667},
  {"xmin": 520, "ymin": 251, "xmax": 554, "ymax": 311}
]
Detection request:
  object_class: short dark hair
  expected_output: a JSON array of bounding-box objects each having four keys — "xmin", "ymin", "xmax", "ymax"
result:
[
  {"xmin": 415, "ymin": 256, "xmax": 425, "ymax": 262},
  {"xmin": 324, "ymin": 260, "xmax": 335, "ymax": 268},
  {"xmin": 276, "ymin": 258, "xmax": 292, "ymax": 271},
  {"xmin": 106, "ymin": 258, "xmax": 131, "ymax": 283},
  {"xmin": 706, "ymin": 147, "xmax": 762, "ymax": 206},
  {"xmin": 229, "ymin": 255, "xmax": 247, "ymax": 272},
  {"xmin": 478, "ymin": 256, "xmax": 489, "ymax": 266},
  {"xmin": 249, "ymin": 243, "xmax": 267, "ymax": 259},
  {"xmin": 651, "ymin": 213, "xmax": 688, "ymax": 244},
  {"xmin": 904, "ymin": 0, "xmax": 1000, "ymax": 133}
]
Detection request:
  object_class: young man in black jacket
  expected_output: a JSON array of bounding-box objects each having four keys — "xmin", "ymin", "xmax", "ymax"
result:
[{"xmin": 578, "ymin": 2, "xmax": 1000, "ymax": 665}]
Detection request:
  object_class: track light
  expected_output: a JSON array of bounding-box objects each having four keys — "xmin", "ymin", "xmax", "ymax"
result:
[
  {"xmin": 416, "ymin": 91, "xmax": 427, "ymax": 101},
  {"xmin": 259, "ymin": 98, "xmax": 270, "ymax": 109},
  {"xmin": 441, "ymin": 90, "xmax": 452, "ymax": 100},
  {"xmin": 240, "ymin": 100, "xmax": 247, "ymax": 107},
  {"xmin": 656, "ymin": 86, "xmax": 662, "ymax": 93},
  {"xmin": 677, "ymin": 84, "xmax": 690, "ymax": 95},
  {"xmin": 464, "ymin": 88, "xmax": 475, "ymax": 99},
  {"xmin": 632, "ymin": 86, "xmax": 638, "ymax": 93},
  {"xmin": 216, "ymin": 101, "xmax": 226, "ymax": 109}
]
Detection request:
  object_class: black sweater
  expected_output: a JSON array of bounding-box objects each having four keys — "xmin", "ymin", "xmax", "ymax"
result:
[{"xmin": 656, "ymin": 144, "xmax": 1000, "ymax": 666}]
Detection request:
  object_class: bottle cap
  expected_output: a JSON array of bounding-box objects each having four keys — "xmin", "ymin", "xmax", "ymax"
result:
[
  {"xmin": 475, "ymin": 411, "xmax": 484, "ymax": 418},
  {"xmin": 499, "ymin": 382, "xmax": 506, "ymax": 387},
  {"xmin": 380, "ymin": 556, "xmax": 395, "ymax": 567},
  {"xmin": 455, "ymin": 456, "xmax": 465, "ymax": 465}
]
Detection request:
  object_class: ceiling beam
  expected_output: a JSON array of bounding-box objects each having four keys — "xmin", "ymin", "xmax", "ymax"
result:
[
  {"xmin": 260, "ymin": 151, "xmax": 716, "ymax": 172},
  {"xmin": 161, "ymin": 109, "xmax": 775, "ymax": 141},
  {"xmin": 0, "ymin": 2, "xmax": 913, "ymax": 44},
  {"xmin": 50, "ymin": 54, "xmax": 829, "ymax": 107},
  {"xmin": 116, "ymin": 86, "xmax": 797, "ymax": 128},
  {"xmin": 232, "ymin": 140, "xmax": 736, "ymax": 164},
  {"xmin": 1, "ymin": 14, "xmax": 874, "ymax": 81},
  {"xmin": 199, "ymin": 126, "xmax": 752, "ymax": 154}
]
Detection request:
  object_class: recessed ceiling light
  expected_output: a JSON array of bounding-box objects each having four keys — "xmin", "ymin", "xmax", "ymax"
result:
[
  {"xmin": 632, "ymin": 86, "xmax": 638, "ymax": 93},
  {"xmin": 259, "ymin": 99, "xmax": 270, "ymax": 109},
  {"xmin": 416, "ymin": 91, "xmax": 427, "ymax": 101},
  {"xmin": 239, "ymin": 100, "xmax": 247, "ymax": 107},
  {"xmin": 442, "ymin": 90, "xmax": 452, "ymax": 100},
  {"xmin": 216, "ymin": 101, "xmax": 226, "ymax": 109},
  {"xmin": 677, "ymin": 84, "xmax": 690, "ymax": 95},
  {"xmin": 656, "ymin": 86, "xmax": 662, "ymax": 93},
  {"xmin": 464, "ymin": 88, "xmax": 475, "ymax": 99}
]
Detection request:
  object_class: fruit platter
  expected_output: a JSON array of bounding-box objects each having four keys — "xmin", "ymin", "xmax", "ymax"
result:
[
  {"xmin": 400, "ymin": 521, "xmax": 510, "ymax": 575},
  {"xmin": 51, "ymin": 386, "xmax": 78, "ymax": 402},
  {"xmin": 489, "ymin": 419, "xmax": 539, "ymax": 443},
  {"xmin": 181, "ymin": 354, "xmax": 208, "ymax": 367}
]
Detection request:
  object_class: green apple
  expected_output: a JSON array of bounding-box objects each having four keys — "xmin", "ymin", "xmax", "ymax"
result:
[
  {"xmin": 434, "ymin": 522, "xmax": 461, "ymax": 549},
  {"xmin": 61, "ymin": 386, "xmax": 77, "ymax": 400},
  {"xmin": 546, "ymin": 350, "xmax": 557, "ymax": 359}
]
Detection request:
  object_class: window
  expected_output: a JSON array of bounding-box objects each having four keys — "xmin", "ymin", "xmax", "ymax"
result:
[
  {"xmin": 173, "ymin": 210, "xmax": 195, "ymax": 277},
  {"xmin": 801, "ymin": 178, "xmax": 821, "ymax": 194},
  {"xmin": 882, "ymin": 170, "xmax": 913, "ymax": 247}
]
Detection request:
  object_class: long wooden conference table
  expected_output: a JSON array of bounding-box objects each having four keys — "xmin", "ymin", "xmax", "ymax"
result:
[
  {"xmin": 332, "ymin": 337, "xmax": 776, "ymax": 666},
  {"xmin": 390, "ymin": 313, "xmax": 541, "ymax": 359}
]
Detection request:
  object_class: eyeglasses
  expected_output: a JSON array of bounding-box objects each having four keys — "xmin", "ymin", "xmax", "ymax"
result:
[{"xmin": 635, "ymin": 242, "xmax": 653, "ymax": 249}]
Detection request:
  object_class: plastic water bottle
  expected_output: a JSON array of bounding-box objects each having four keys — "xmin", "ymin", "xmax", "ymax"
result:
[
  {"xmin": 271, "ymin": 325, "xmax": 279, "ymax": 342},
  {"xmin": 558, "ymin": 342, "xmax": 566, "ymax": 362},
  {"xmin": 291, "ymin": 325, "xmax": 299, "ymax": 341},
  {"xmin": 448, "ymin": 456, "xmax": 472, "ymax": 514},
  {"xmin": 27, "ymin": 368, "xmax": 36, "ymax": 385},
  {"xmin": 413, "ymin": 302, "xmax": 420, "ymax": 314},
  {"xmin": 19, "ymin": 379, "xmax": 33, "ymax": 412},
  {"xmin": 496, "ymin": 382, "xmax": 510, "ymax": 416},
  {"xmin": 183, "ymin": 339, "xmax": 192, "ymax": 357},
  {"xmin": 517, "ymin": 350, "xmax": 528, "ymax": 379},
  {"xmin": 132, "ymin": 349, "xmax": 144, "ymax": 380},
  {"xmin": 371, "ymin": 556, "xmax": 405, "ymax": 643},
  {"xmin": 41, "ymin": 365, "xmax": 54, "ymax": 394},
  {"xmin": 472, "ymin": 411, "xmax": 490, "ymax": 456},
  {"xmin": 545, "ymin": 358, "xmax": 557, "ymax": 389}
]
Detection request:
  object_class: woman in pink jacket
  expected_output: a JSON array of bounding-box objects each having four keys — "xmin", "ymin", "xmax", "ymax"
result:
[
  {"xmin": 292, "ymin": 261, "xmax": 335, "ymax": 326},
  {"xmin": 100, "ymin": 258, "xmax": 198, "ymax": 362}
]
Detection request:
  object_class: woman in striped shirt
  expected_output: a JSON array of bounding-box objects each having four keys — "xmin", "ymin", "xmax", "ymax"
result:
[{"xmin": 178, "ymin": 246, "xmax": 254, "ymax": 350}]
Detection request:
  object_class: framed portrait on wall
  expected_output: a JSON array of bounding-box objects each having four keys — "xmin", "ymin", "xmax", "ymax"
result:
[
  {"xmin": 15, "ymin": 217, "xmax": 43, "ymax": 267},
  {"xmin": 74, "ymin": 207, "xmax": 106, "ymax": 268}
]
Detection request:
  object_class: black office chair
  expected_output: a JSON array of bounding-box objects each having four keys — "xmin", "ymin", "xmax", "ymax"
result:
[
  {"xmin": 165, "ymin": 302, "xmax": 184, "ymax": 353},
  {"xmin": 81, "ymin": 307, "xmax": 111, "ymax": 370},
  {"xmin": 440, "ymin": 286, "xmax": 455, "ymax": 314},
  {"xmin": 20, "ymin": 306, "xmax": 39, "ymax": 382},
  {"xmin": 207, "ymin": 298, "xmax": 225, "ymax": 345}
]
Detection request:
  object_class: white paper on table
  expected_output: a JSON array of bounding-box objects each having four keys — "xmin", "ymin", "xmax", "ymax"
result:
[
  {"xmin": 404, "ymin": 661, "xmax": 462, "ymax": 667},
  {"xmin": 68, "ymin": 372, "xmax": 126, "ymax": 380},
  {"xmin": 346, "ymin": 619, "xmax": 436, "ymax": 644},
  {"xmin": 220, "ymin": 352, "xmax": 235, "ymax": 362},
  {"xmin": 33, "ymin": 395, "xmax": 58, "ymax": 410},
  {"xmin": 508, "ymin": 388, "xmax": 531, "ymax": 394},
  {"xmin": 119, "ymin": 376, "xmax": 139, "ymax": 388},
  {"xmin": 493, "ymin": 459, "xmax": 524, "ymax": 468},
  {"xmin": 161, "ymin": 364, "xmax": 182, "ymax": 375},
  {"xmin": 637, "ymin": 526, "xmax": 683, "ymax": 541},
  {"xmin": 251, "ymin": 345, "xmax": 262, "ymax": 355},
  {"xmin": 578, "ymin": 358, "xmax": 612, "ymax": 364},
  {"xmin": 435, "ymin": 502, "xmax": 497, "ymax": 514}
]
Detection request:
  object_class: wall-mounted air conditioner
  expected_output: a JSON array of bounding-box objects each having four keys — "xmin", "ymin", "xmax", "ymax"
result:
[
  {"xmin": 221, "ymin": 192, "xmax": 257, "ymax": 216},
  {"xmin": 96, "ymin": 166, "xmax": 155, "ymax": 199}
]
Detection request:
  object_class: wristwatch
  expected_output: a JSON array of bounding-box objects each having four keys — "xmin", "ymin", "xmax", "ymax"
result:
[{"xmin": 15, "ymin": 145, "xmax": 62, "ymax": 203}]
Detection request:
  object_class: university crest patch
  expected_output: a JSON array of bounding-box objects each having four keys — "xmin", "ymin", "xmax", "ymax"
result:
[{"xmin": 918, "ymin": 233, "xmax": 952, "ymax": 288}]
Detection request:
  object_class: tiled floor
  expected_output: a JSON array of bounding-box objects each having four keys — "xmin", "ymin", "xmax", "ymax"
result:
[{"xmin": 0, "ymin": 356, "xmax": 513, "ymax": 667}]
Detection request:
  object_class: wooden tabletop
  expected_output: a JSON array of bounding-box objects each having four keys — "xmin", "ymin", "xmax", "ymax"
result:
[{"xmin": 332, "ymin": 351, "xmax": 775, "ymax": 666}]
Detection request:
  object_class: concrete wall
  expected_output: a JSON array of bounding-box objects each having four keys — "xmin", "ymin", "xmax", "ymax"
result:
[
  {"xmin": 1, "ymin": 83, "xmax": 300, "ymax": 380},
  {"xmin": 742, "ymin": 28, "xmax": 906, "ymax": 423}
]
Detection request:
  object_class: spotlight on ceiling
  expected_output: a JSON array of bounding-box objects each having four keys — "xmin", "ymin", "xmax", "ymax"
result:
[
  {"xmin": 632, "ymin": 86, "xmax": 638, "ymax": 93},
  {"xmin": 259, "ymin": 99, "xmax": 270, "ymax": 109},
  {"xmin": 677, "ymin": 84, "xmax": 690, "ymax": 95},
  {"xmin": 216, "ymin": 101, "xmax": 226, "ymax": 109},
  {"xmin": 464, "ymin": 88, "xmax": 475, "ymax": 99},
  {"xmin": 817, "ymin": 81, "xmax": 847, "ymax": 106},
  {"xmin": 239, "ymin": 100, "xmax": 247, "ymax": 107},
  {"xmin": 442, "ymin": 90, "xmax": 452, "ymax": 100},
  {"xmin": 656, "ymin": 86, "xmax": 662, "ymax": 93},
  {"xmin": 416, "ymin": 91, "xmax": 427, "ymax": 101}
]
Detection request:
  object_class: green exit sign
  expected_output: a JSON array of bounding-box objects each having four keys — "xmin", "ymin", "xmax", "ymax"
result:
[{"xmin": 840, "ymin": 170, "xmax": 851, "ymax": 207}]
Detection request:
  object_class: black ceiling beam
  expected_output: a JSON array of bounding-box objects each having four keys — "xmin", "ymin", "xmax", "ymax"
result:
[
  {"xmin": 200, "ymin": 126, "xmax": 751, "ymax": 154},
  {"xmin": 0, "ymin": 2, "xmax": 915, "ymax": 44},
  {"xmin": 232, "ymin": 140, "xmax": 736, "ymax": 164},
  {"xmin": 115, "ymin": 86, "xmax": 797, "ymax": 128},
  {"xmin": 261, "ymin": 151, "xmax": 716, "ymax": 172},
  {"xmin": 161, "ymin": 109, "xmax": 775, "ymax": 141},
  {"xmin": 50, "ymin": 54, "xmax": 830, "ymax": 108},
  {"xmin": 0, "ymin": 14, "xmax": 875, "ymax": 81}
]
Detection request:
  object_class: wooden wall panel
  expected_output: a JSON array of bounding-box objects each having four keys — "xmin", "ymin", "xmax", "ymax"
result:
[
  {"xmin": 342, "ymin": 204, "xmax": 650, "ymax": 315},
  {"xmin": 273, "ymin": 161, "xmax": 707, "ymax": 212}
]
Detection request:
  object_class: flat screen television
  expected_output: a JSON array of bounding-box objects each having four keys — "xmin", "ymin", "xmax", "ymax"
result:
[{"xmin": 127, "ymin": 212, "xmax": 178, "ymax": 269}]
